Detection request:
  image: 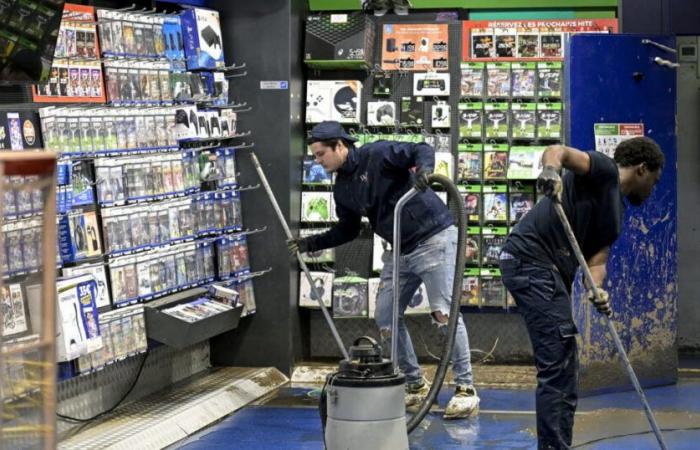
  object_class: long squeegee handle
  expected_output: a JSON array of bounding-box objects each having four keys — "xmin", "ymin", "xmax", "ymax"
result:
[
  {"xmin": 250, "ymin": 152, "xmax": 350, "ymax": 361},
  {"xmin": 552, "ymin": 200, "xmax": 667, "ymax": 450}
]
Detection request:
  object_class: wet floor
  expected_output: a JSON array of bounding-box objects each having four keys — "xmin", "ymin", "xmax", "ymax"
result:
[{"xmin": 176, "ymin": 379, "xmax": 700, "ymax": 449}]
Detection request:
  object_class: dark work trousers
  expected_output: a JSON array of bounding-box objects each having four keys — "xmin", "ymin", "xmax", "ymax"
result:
[{"xmin": 500, "ymin": 256, "xmax": 579, "ymax": 450}]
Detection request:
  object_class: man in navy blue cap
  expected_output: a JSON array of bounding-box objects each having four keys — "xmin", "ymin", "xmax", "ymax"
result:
[{"xmin": 288, "ymin": 121, "xmax": 480, "ymax": 419}]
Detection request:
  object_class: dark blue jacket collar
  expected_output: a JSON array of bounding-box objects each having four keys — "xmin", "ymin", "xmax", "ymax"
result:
[{"xmin": 338, "ymin": 145, "xmax": 359, "ymax": 175}]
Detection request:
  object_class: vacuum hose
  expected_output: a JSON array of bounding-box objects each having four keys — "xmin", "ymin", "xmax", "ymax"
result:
[{"xmin": 406, "ymin": 174, "xmax": 467, "ymax": 433}]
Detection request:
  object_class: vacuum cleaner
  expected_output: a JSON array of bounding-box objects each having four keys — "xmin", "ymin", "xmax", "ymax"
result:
[{"xmin": 252, "ymin": 153, "xmax": 467, "ymax": 450}]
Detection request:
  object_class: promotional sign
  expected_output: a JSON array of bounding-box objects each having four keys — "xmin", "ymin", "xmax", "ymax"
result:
[
  {"xmin": 462, "ymin": 19, "xmax": 618, "ymax": 61},
  {"xmin": 382, "ymin": 23, "xmax": 449, "ymax": 71},
  {"xmin": 594, "ymin": 123, "xmax": 644, "ymax": 158}
]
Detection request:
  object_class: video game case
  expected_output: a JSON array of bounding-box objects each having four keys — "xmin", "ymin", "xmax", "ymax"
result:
[
  {"xmin": 484, "ymin": 103, "xmax": 509, "ymax": 140},
  {"xmin": 481, "ymin": 227, "xmax": 508, "ymax": 266},
  {"xmin": 540, "ymin": 32, "xmax": 564, "ymax": 58},
  {"xmin": 517, "ymin": 31, "xmax": 539, "ymax": 58},
  {"xmin": 483, "ymin": 144, "xmax": 508, "ymax": 180},
  {"xmin": 507, "ymin": 146, "xmax": 545, "ymax": 179},
  {"xmin": 511, "ymin": 62, "xmax": 536, "ymax": 98},
  {"xmin": 486, "ymin": 62, "xmax": 511, "ymax": 98},
  {"xmin": 480, "ymin": 268, "xmax": 507, "ymax": 308},
  {"xmin": 457, "ymin": 144, "xmax": 482, "ymax": 184},
  {"xmin": 465, "ymin": 227, "xmax": 481, "ymax": 267},
  {"xmin": 494, "ymin": 28, "xmax": 516, "ymax": 58},
  {"xmin": 462, "ymin": 185, "xmax": 482, "ymax": 223},
  {"xmin": 461, "ymin": 269, "xmax": 481, "ymax": 306},
  {"xmin": 332, "ymin": 276, "xmax": 368, "ymax": 319},
  {"xmin": 510, "ymin": 103, "xmax": 537, "ymax": 140},
  {"xmin": 537, "ymin": 103, "xmax": 562, "ymax": 140},
  {"xmin": 458, "ymin": 103, "xmax": 482, "ymax": 140},
  {"xmin": 537, "ymin": 62, "xmax": 562, "ymax": 98},
  {"xmin": 299, "ymin": 271, "xmax": 334, "ymax": 308},
  {"xmin": 471, "ymin": 28, "xmax": 494, "ymax": 59},
  {"xmin": 509, "ymin": 184, "xmax": 535, "ymax": 224},
  {"xmin": 232, "ymin": 278, "xmax": 256, "ymax": 317},
  {"xmin": 483, "ymin": 185, "xmax": 508, "ymax": 223},
  {"xmin": 460, "ymin": 62, "xmax": 484, "ymax": 99}
]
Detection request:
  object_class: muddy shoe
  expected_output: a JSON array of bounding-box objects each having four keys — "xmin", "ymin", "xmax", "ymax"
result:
[
  {"xmin": 444, "ymin": 385, "xmax": 480, "ymax": 419},
  {"xmin": 405, "ymin": 379, "xmax": 430, "ymax": 412}
]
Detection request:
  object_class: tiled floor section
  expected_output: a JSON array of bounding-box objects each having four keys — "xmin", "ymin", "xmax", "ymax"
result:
[{"xmin": 176, "ymin": 379, "xmax": 700, "ymax": 449}]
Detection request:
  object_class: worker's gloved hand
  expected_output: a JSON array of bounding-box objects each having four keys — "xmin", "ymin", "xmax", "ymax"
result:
[
  {"xmin": 537, "ymin": 165, "xmax": 562, "ymax": 200},
  {"xmin": 286, "ymin": 238, "xmax": 307, "ymax": 256},
  {"xmin": 586, "ymin": 287, "xmax": 612, "ymax": 317},
  {"xmin": 414, "ymin": 168, "xmax": 432, "ymax": 192}
]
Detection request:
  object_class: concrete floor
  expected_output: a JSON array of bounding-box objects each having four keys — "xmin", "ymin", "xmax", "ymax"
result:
[{"xmin": 176, "ymin": 377, "xmax": 700, "ymax": 449}]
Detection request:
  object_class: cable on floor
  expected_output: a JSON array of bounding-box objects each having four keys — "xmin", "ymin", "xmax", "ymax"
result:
[{"xmin": 57, "ymin": 351, "xmax": 149, "ymax": 423}]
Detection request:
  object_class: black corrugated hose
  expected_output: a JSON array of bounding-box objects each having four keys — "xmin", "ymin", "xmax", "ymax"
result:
[{"xmin": 406, "ymin": 174, "xmax": 467, "ymax": 433}]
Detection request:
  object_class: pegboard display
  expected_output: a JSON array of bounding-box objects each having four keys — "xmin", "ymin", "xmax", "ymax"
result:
[{"xmin": 300, "ymin": 12, "xmax": 570, "ymax": 319}]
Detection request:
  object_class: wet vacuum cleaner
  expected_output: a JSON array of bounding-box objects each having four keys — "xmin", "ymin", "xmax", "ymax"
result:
[{"xmin": 321, "ymin": 337, "xmax": 408, "ymax": 449}]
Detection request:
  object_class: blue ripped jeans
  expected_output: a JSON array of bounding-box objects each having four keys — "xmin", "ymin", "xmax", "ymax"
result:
[{"xmin": 374, "ymin": 226, "xmax": 474, "ymax": 386}]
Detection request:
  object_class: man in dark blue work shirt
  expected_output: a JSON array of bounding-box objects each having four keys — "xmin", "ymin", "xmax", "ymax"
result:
[
  {"xmin": 288, "ymin": 121, "xmax": 480, "ymax": 419},
  {"xmin": 500, "ymin": 137, "xmax": 664, "ymax": 449}
]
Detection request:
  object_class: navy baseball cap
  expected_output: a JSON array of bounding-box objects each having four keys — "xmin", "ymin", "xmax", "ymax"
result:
[{"xmin": 308, "ymin": 121, "xmax": 358, "ymax": 144}]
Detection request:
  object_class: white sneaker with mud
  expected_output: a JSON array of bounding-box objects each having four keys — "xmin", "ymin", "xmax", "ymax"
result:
[
  {"xmin": 405, "ymin": 380, "xmax": 430, "ymax": 412},
  {"xmin": 444, "ymin": 385, "xmax": 480, "ymax": 419}
]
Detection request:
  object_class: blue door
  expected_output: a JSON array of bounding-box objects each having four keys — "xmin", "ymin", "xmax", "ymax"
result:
[{"xmin": 565, "ymin": 34, "xmax": 677, "ymax": 394}]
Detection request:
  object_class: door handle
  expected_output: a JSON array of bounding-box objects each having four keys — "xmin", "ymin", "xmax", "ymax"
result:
[
  {"xmin": 653, "ymin": 57, "xmax": 680, "ymax": 69},
  {"xmin": 642, "ymin": 39, "xmax": 677, "ymax": 54}
]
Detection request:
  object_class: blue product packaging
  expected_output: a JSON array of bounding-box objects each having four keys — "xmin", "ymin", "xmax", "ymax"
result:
[{"xmin": 180, "ymin": 7, "xmax": 225, "ymax": 70}]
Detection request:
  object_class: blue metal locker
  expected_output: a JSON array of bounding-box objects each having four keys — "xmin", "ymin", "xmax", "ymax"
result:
[{"xmin": 565, "ymin": 34, "xmax": 678, "ymax": 394}]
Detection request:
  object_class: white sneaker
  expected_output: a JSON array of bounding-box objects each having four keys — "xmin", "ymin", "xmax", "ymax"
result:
[
  {"xmin": 405, "ymin": 379, "xmax": 430, "ymax": 413},
  {"xmin": 444, "ymin": 385, "xmax": 480, "ymax": 419}
]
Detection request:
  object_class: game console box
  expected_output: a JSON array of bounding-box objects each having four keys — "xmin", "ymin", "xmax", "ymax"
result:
[
  {"xmin": 306, "ymin": 80, "xmax": 362, "ymax": 124},
  {"xmin": 367, "ymin": 101, "xmax": 396, "ymax": 126},
  {"xmin": 59, "ymin": 211, "xmax": 102, "ymax": 263},
  {"xmin": 299, "ymin": 271, "xmax": 334, "ymax": 308},
  {"xmin": 332, "ymin": 276, "xmax": 368, "ymax": 318},
  {"xmin": 181, "ymin": 7, "xmax": 225, "ymax": 70},
  {"xmin": 304, "ymin": 14, "xmax": 375, "ymax": 69},
  {"xmin": 413, "ymin": 72, "xmax": 450, "ymax": 96},
  {"xmin": 56, "ymin": 274, "xmax": 103, "ymax": 362}
]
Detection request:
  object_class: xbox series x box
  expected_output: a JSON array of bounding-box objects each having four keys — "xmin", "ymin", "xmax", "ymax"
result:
[
  {"xmin": 181, "ymin": 7, "xmax": 225, "ymax": 70},
  {"xmin": 304, "ymin": 13, "xmax": 375, "ymax": 69}
]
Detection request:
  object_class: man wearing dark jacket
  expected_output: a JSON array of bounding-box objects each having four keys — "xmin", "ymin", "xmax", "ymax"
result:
[
  {"xmin": 500, "ymin": 138, "xmax": 664, "ymax": 449},
  {"xmin": 289, "ymin": 121, "xmax": 479, "ymax": 419}
]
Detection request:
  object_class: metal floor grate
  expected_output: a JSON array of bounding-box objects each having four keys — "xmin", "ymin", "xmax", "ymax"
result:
[{"xmin": 59, "ymin": 367, "xmax": 288, "ymax": 450}]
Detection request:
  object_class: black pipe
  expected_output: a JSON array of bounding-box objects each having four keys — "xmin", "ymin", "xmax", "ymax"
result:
[{"xmin": 406, "ymin": 173, "xmax": 467, "ymax": 433}]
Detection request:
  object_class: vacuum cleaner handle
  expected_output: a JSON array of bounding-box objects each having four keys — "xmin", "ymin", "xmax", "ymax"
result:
[{"xmin": 551, "ymin": 200, "xmax": 667, "ymax": 450}]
